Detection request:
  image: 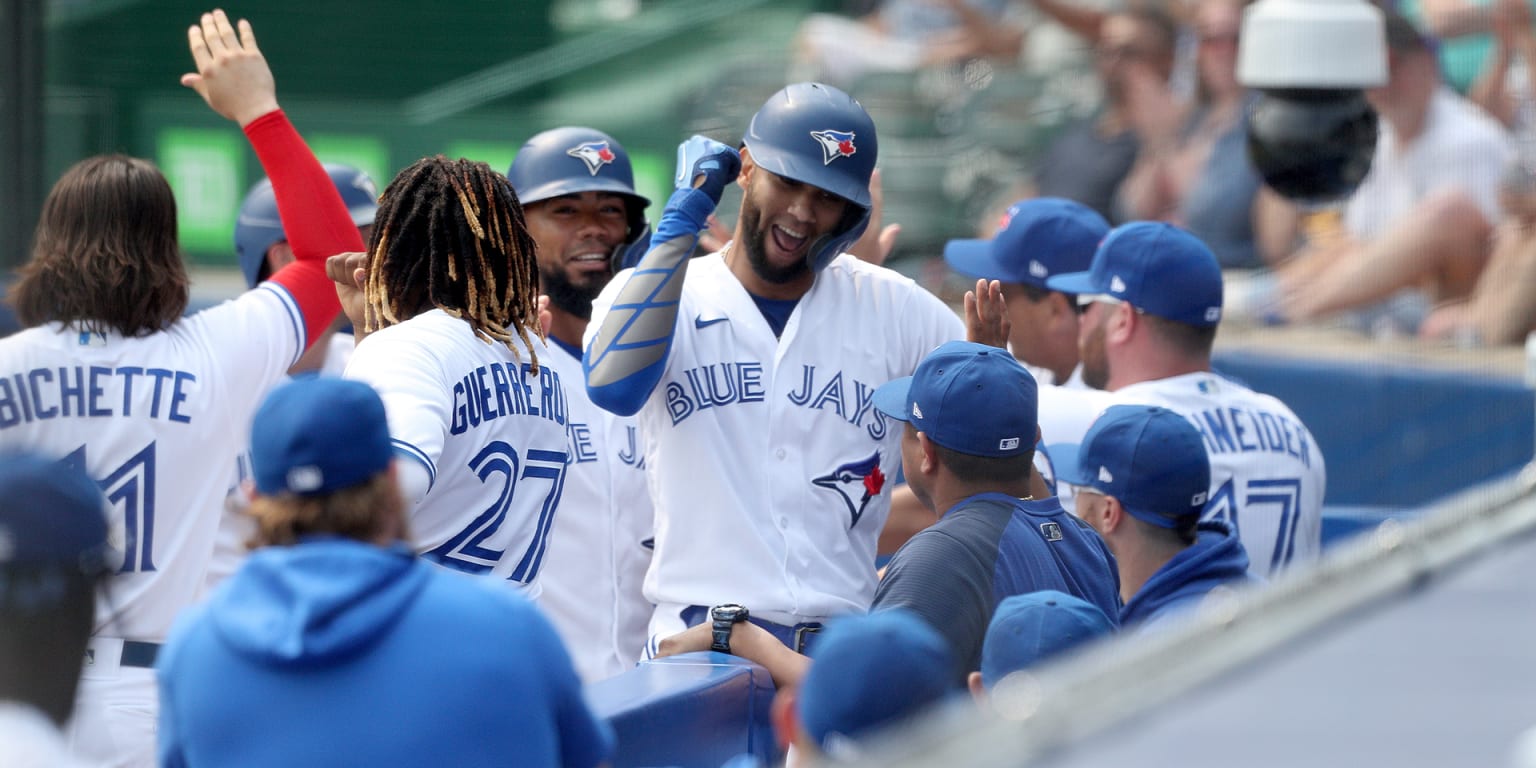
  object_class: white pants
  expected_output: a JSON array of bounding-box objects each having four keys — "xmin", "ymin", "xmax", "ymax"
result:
[{"xmin": 66, "ymin": 639, "xmax": 158, "ymax": 768}]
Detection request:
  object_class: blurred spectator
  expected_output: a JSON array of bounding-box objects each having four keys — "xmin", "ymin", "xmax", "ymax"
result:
[
  {"xmin": 1056, "ymin": 404, "xmax": 1258, "ymax": 631},
  {"xmin": 967, "ymin": 590, "xmax": 1115, "ymax": 701},
  {"xmin": 1401, "ymin": 0, "xmax": 1536, "ymax": 96},
  {"xmin": 1465, "ymin": 0, "xmax": 1535, "ymax": 127},
  {"xmin": 1116, "ymin": 0, "xmax": 1291, "ymax": 268},
  {"xmin": 792, "ymin": 0, "xmax": 1025, "ymax": 86},
  {"xmin": 156, "ymin": 377, "xmax": 612, "ymax": 768},
  {"xmin": 1272, "ymin": 12, "xmax": 1513, "ymax": 333},
  {"xmin": 870, "ymin": 341, "xmax": 1122, "ymax": 682},
  {"xmin": 1029, "ymin": 6, "xmax": 1181, "ymax": 224},
  {"xmin": 0, "ymin": 456, "xmax": 111, "ymax": 768},
  {"xmin": 1418, "ymin": 184, "xmax": 1536, "ymax": 344}
]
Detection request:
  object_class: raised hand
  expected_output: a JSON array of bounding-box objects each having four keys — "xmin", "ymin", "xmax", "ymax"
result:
[
  {"xmin": 965, "ymin": 278, "xmax": 1011, "ymax": 349},
  {"xmin": 180, "ymin": 9, "xmax": 278, "ymax": 127},
  {"xmin": 675, "ymin": 135, "xmax": 742, "ymax": 204}
]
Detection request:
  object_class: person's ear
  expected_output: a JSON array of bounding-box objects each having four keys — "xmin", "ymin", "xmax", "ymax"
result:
[
  {"xmin": 917, "ymin": 431, "xmax": 940, "ymax": 476},
  {"xmin": 967, "ymin": 671, "xmax": 988, "ymax": 705},
  {"xmin": 1106, "ymin": 302, "xmax": 1136, "ymax": 345},
  {"xmin": 737, "ymin": 146, "xmax": 756, "ymax": 189},
  {"xmin": 1101, "ymin": 495, "xmax": 1127, "ymax": 534}
]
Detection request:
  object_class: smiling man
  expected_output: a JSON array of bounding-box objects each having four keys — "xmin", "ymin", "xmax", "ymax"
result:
[
  {"xmin": 506, "ymin": 127, "xmax": 657, "ymax": 681},
  {"xmin": 583, "ymin": 84, "xmax": 1004, "ymax": 656}
]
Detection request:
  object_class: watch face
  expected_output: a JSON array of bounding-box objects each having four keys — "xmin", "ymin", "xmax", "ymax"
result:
[{"xmin": 712, "ymin": 604, "xmax": 748, "ymax": 622}]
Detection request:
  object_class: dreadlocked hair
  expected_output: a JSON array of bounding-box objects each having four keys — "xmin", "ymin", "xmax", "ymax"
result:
[{"xmin": 363, "ymin": 155, "xmax": 543, "ymax": 370}]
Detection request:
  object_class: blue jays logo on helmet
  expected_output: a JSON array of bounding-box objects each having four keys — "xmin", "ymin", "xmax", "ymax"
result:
[
  {"xmin": 809, "ymin": 130, "xmax": 858, "ymax": 165},
  {"xmin": 812, "ymin": 452, "xmax": 887, "ymax": 529},
  {"xmin": 567, "ymin": 141, "xmax": 617, "ymax": 176}
]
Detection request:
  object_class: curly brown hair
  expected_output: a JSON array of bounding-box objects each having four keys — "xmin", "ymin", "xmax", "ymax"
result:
[
  {"xmin": 362, "ymin": 155, "xmax": 543, "ymax": 370},
  {"xmin": 248, "ymin": 471, "xmax": 407, "ymax": 548},
  {"xmin": 10, "ymin": 155, "xmax": 189, "ymax": 337}
]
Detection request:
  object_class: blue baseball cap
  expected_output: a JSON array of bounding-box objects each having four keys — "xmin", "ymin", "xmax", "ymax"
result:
[
  {"xmin": 798, "ymin": 609, "xmax": 954, "ymax": 755},
  {"xmin": 251, "ymin": 377, "xmax": 394, "ymax": 496},
  {"xmin": 0, "ymin": 454, "xmax": 112, "ymax": 572},
  {"xmin": 1046, "ymin": 221, "xmax": 1223, "ymax": 327},
  {"xmin": 980, "ymin": 591, "xmax": 1115, "ymax": 688},
  {"xmin": 944, "ymin": 198, "xmax": 1108, "ymax": 290},
  {"xmin": 1052, "ymin": 404, "xmax": 1211, "ymax": 528},
  {"xmin": 872, "ymin": 341, "xmax": 1038, "ymax": 458}
]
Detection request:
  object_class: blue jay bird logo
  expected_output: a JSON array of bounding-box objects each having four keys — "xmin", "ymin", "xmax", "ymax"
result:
[
  {"xmin": 812, "ymin": 452, "xmax": 886, "ymax": 529},
  {"xmin": 809, "ymin": 130, "xmax": 858, "ymax": 165},
  {"xmin": 567, "ymin": 141, "xmax": 617, "ymax": 175}
]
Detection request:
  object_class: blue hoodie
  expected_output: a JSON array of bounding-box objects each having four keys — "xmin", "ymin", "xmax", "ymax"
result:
[
  {"xmin": 1122, "ymin": 520, "xmax": 1259, "ymax": 630},
  {"xmin": 156, "ymin": 538, "xmax": 612, "ymax": 768}
]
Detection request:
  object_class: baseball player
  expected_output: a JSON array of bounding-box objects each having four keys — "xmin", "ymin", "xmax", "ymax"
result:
[
  {"xmin": 0, "ymin": 11, "xmax": 362, "ymax": 766},
  {"xmin": 943, "ymin": 197, "xmax": 1107, "ymax": 389},
  {"xmin": 942, "ymin": 197, "xmax": 1115, "ymax": 503},
  {"xmin": 508, "ymin": 126, "xmax": 656, "ymax": 680},
  {"xmin": 337, "ymin": 155, "xmax": 569, "ymax": 597},
  {"xmin": 1048, "ymin": 222, "xmax": 1327, "ymax": 576},
  {"xmin": 204, "ymin": 164, "xmax": 380, "ymax": 593},
  {"xmin": 1055, "ymin": 404, "xmax": 1259, "ymax": 630},
  {"xmin": 234, "ymin": 163, "xmax": 379, "ymax": 375},
  {"xmin": 584, "ymin": 83, "xmax": 1004, "ymax": 651}
]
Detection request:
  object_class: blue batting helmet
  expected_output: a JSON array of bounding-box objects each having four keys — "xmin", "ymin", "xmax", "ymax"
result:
[
  {"xmin": 742, "ymin": 82, "xmax": 878, "ymax": 272},
  {"xmin": 234, "ymin": 163, "xmax": 379, "ymax": 289},
  {"xmin": 508, "ymin": 127, "xmax": 653, "ymax": 270}
]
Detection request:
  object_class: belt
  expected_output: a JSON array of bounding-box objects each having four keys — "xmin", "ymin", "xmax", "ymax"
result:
[
  {"xmin": 87, "ymin": 639, "xmax": 162, "ymax": 669},
  {"xmin": 681, "ymin": 606, "xmax": 824, "ymax": 654}
]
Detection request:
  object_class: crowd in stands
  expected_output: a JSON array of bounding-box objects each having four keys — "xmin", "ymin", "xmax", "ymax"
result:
[{"xmin": 0, "ymin": 0, "xmax": 1528, "ymax": 766}]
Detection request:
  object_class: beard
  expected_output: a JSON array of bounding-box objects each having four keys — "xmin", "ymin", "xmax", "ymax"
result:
[
  {"xmin": 739, "ymin": 195, "xmax": 812, "ymax": 286},
  {"xmin": 1079, "ymin": 313, "xmax": 1111, "ymax": 391},
  {"xmin": 539, "ymin": 259, "xmax": 609, "ymax": 321}
]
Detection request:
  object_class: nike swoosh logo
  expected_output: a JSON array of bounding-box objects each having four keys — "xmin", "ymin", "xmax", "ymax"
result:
[{"xmin": 695, "ymin": 316, "xmax": 728, "ymax": 329}]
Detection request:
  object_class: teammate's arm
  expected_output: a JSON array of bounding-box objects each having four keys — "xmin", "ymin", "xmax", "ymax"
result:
[
  {"xmin": 583, "ymin": 137, "xmax": 740, "ymax": 416},
  {"xmin": 180, "ymin": 10, "xmax": 361, "ymax": 349}
]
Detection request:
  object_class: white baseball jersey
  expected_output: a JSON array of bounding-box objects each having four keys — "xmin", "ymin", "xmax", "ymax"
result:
[
  {"xmin": 1036, "ymin": 382, "xmax": 1114, "ymax": 509},
  {"xmin": 587, "ymin": 251, "xmax": 964, "ymax": 630},
  {"xmin": 203, "ymin": 330, "xmax": 357, "ymax": 593},
  {"xmin": 1113, "ymin": 372, "xmax": 1327, "ymax": 576},
  {"xmin": 0, "ymin": 284, "xmax": 304, "ymax": 641},
  {"xmin": 537, "ymin": 343, "xmax": 654, "ymax": 681},
  {"xmin": 344, "ymin": 310, "xmax": 570, "ymax": 597}
]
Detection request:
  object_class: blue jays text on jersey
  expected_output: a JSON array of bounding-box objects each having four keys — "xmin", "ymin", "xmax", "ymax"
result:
[
  {"xmin": 664, "ymin": 362, "xmax": 889, "ymax": 440},
  {"xmin": 449, "ymin": 360, "xmax": 568, "ymax": 435},
  {"xmin": 1190, "ymin": 405, "xmax": 1314, "ymax": 469},
  {"xmin": 0, "ymin": 365, "xmax": 198, "ymax": 428}
]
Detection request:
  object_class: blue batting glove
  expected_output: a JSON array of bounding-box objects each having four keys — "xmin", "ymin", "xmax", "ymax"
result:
[{"xmin": 675, "ymin": 135, "xmax": 741, "ymax": 203}]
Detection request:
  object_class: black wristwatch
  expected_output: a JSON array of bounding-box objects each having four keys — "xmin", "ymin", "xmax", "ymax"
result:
[{"xmin": 710, "ymin": 604, "xmax": 750, "ymax": 654}]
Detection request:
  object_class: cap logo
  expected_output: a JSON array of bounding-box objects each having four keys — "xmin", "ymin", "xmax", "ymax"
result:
[
  {"xmin": 1110, "ymin": 275, "xmax": 1127, "ymax": 294},
  {"xmin": 1040, "ymin": 521, "xmax": 1064, "ymax": 542},
  {"xmin": 1192, "ymin": 491, "xmax": 1208, "ymax": 505},
  {"xmin": 911, "ymin": 402, "xmax": 924, "ymax": 420},
  {"xmin": 286, "ymin": 466, "xmax": 324, "ymax": 493},
  {"xmin": 810, "ymin": 129, "xmax": 858, "ymax": 165},
  {"xmin": 1205, "ymin": 307, "xmax": 1222, "ymax": 322},
  {"xmin": 999, "ymin": 437, "xmax": 1021, "ymax": 451},
  {"xmin": 567, "ymin": 141, "xmax": 617, "ymax": 175},
  {"xmin": 1098, "ymin": 466, "xmax": 1114, "ymax": 483},
  {"xmin": 1028, "ymin": 260, "xmax": 1048, "ymax": 278},
  {"xmin": 996, "ymin": 209, "xmax": 1015, "ymax": 234}
]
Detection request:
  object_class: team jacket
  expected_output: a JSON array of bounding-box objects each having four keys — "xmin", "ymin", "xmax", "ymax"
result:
[
  {"xmin": 1122, "ymin": 519, "xmax": 1257, "ymax": 630},
  {"xmin": 158, "ymin": 539, "xmax": 611, "ymax": 767},
  {"xmin": 586, "ymin": 251, "xmax": 963, "ymax": 624}
]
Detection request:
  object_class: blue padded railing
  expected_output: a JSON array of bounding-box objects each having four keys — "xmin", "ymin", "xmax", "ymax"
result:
[{"xmin": 587, "ymin": 652, "xmax": 781, "ymax": 768}]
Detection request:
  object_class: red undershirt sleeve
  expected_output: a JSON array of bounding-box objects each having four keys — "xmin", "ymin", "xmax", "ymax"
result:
[{"xmin": 242, "ymin": 109, "xmax": 363, "ymax": 348}]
